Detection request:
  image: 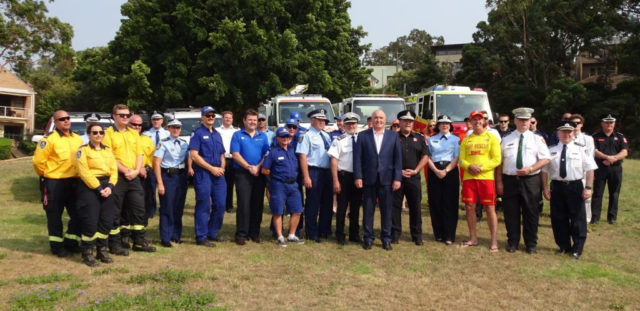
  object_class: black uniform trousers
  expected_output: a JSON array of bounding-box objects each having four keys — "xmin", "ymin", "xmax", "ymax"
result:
[
  {"xmin": 550, "ymin": 180, "xmax": 587, "ymax": 254},
  {"xmin": 427, "ymin": 164, "xmax": 459, "ymax": 242},
  {"xmin": 335, "ymin": 171, "xmax": 362, "ymax": 241},
  {"xmin": 110, "ymin": 174, "xmax": 146, "ymax": 246},
  {"xmin": 591, "ymin": 165, "xmax": 622, "ymax": 223},
  {"xmin": 391, "ymin": 175, "xmax": 422, "ymax": 242},
  {"xmin": 234, "ymin": 169, "xmax": 266, "ymax": 240},
  {"xmin": 502, "ymin": 174, "xmax": 542, "ymax": 249},
  {"xmin": 40, "ymin": 177, "xmax": 81, "ymax": 250},
  {"xmin": 77, "ymin": 177, "xmax": 115, "ymax": 248},
  {"xmin": 142, "ymin": 166, "xmax": 157, "ymax": 220},
  {"xmin": 224, "ymin": 158, "xmax": 235, "ymax": 211}
]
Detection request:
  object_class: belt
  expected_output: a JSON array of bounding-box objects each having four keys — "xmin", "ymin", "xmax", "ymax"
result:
[
  {"xmin": 309, "ymin": 166, "xmax": 329, "ymax": 170},
  {"xmin": 338, "ymin": 170, "xmax": 353, "ymax": 175},
  {"xmin": 273, "ymin": 177, "xmax": 296, "ymax": 184},
  {"xmin": 161, "ymin": 167, "xmax": 186, "ymax": 175},
  {"xmin": 551, "ymin": 179, "xmax": 582, "ymax": 185},
  {"xmin": 503, "ymin": 173, "xmax": 539, "ymax": 180},
  {"xmin": 434, "ymin": 161, "xmax": 450, "ymax": 169}
]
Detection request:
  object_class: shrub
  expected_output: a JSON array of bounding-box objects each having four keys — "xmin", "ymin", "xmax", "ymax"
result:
[
  {"xmin": 19, "ymin": 140, "xmax": 36, "ymax": 156},
  {"xmin": 0, "ymin": 138, "xmax": 12, "ymax": 160}
]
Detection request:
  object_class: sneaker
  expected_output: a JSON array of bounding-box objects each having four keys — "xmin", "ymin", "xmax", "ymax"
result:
[
  {"xmin": 287, "ymin": 235, "xmax": 304, "ymax": 245},
  {"xmin": 277, "ymin": 237, "xmax": 287, "ymax": 248}
]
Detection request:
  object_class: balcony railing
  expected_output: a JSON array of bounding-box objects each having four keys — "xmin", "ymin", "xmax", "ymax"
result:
[{"xmin": 0, "ymin": 106, "xmax": 27, "ymax": 118}]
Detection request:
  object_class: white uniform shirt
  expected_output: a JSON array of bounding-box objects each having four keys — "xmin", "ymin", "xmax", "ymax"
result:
[
  {"xmin": 373, "ymin": 129, "xmax": 384, "ymax": 154},
  {"xmin": 217, "ymin": 125, "xmax": 239, "ymax": 158},
  {"xmin": 501, "ymin": 130, "xmax": 551, "ymax": 175},
  {"xmin": 544, "ymin": 141, "xmax": 597, "ymax": 181},
  {"xmin": 327, "ymin": 133, "xmax": 357, "ymax": 172},
  {"xmin": 574, "ymin": 132, "xmax": 595, "ymax": 157}
]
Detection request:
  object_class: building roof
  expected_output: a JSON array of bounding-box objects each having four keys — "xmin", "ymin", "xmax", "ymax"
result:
[
  {"xmin": 0, "ymin": 67, "xmax": 35, "ymax": 94},
  {"xmin": 579, "ymin": 74, "xmax": 635, "ymax": 90}
]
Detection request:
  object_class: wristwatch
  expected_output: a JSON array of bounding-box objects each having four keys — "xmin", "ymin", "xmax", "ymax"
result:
[{"xmin": 585, "ymin": 186, "xmax": 592, "ymax": 190}]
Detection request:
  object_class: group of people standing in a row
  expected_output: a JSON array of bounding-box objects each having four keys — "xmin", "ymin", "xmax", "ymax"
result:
[{"xmin": 33, "ymin": 102, "xmax": 627, "ymax": 267}]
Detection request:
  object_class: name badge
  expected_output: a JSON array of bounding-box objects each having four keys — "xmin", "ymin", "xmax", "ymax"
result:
[
  {"xmin": 203, "ymin": 136, "xmax": 209, "ymax": 139},
  {"xmin": 278, "ymin": 156, "xmax": 285, "ymax": 160}
]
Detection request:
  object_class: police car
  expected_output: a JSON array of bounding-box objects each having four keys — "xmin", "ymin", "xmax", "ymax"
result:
[
  {"xmin": 165, "ymin": 108, "xmax": 221, "ymax": 144},
  {"xmin": 31, "ymin": 112, "xmax": 113, "ymax": 143}
]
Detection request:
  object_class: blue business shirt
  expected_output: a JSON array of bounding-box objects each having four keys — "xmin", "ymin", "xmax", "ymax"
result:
[
  {"xmin": 154, "ymin": 136, "xmax": 189, "ymax": 168},
  {"xmin": 329, "ymin": 129, "xmax": 344, "ymax": 141},
  {"xmin": 295, "ymin": 126, "xmax": 331, "ymax": 168},
  {"xmin": 261, "ymin": 128, "xmax": 275, "ymax": 146},
  {"xmin": 230, "ymin": 129, "xmax": 270, "ymax": 169},
  {"xmin": 263, "ymin": 145, "xmax": 298, "ymax": 181},
  {"xmin": 143, "ymin": 127, "xmax": 170, "ymax": 146},
  {"xmin": 428, "ymin": 132, "xmax": 460, "ymax": 162},
  {"xmin": 188, "ymin": 125, "xmax": 225, "ymax": 168}
]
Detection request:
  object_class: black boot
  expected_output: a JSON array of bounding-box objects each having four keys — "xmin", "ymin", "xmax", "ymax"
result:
[
  {"xmin": 96, "ymin": 246, "xmax": 113, "ymax": 263},
  {"xmin": 50, "ymin": 243, "xmax": 71, "ymax": 258},
  {"xmin": 81, "ymin": 247, "xmax": 99, "ymax": 267},
  {"xmin": 132, "ymin": 240, "xmax": 156, "ymax": 252},
  {"xmin": 121, "ymin": 236, "xmax": 132, "ymax": 249}
]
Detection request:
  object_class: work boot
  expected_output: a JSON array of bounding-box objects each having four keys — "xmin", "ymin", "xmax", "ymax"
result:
[
  {"xmin": 109, "ymin": 244, "xmax": 130, "ymax": 256},
  {"xmin": 132, "ymin": 240, "xmax": 156, "ymax": 252},
  {"xmin": 96, "ymin": 247, "xmax": 113, "ymax": 263},
  {"xmin": 81, "ymin": 247, "xmax": 99, "ymax": 267},
  {"xmin": 121, "ymin": 236, "xmax": 132, "ymax": 249},
  {"xmin": 50, "ymin": 243, "xmax": 71, "ymax": 258}
]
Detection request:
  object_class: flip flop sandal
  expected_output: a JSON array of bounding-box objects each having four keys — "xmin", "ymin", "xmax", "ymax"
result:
[{"xmin": 460, "ymin": 240, "xmax": 478, "ymax": 248}]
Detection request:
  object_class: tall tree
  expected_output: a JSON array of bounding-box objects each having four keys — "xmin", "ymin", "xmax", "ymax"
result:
[
  {"xmin": 363, "ymin": 28, "xmax": 444, "ymax": 70},
  {"xmin": 0, "ymin": 0, "xmax": 73, "ymax": 76},
  {"xmin": 101, "ymin": 0, "xmax": 369, "ymax": 113}
]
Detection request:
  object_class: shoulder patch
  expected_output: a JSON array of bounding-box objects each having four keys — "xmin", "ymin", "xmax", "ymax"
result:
[
  {"xmin": 39, "ymin": 141, "xmax": 47, "ymax": 149},
  {"xmin": 298, "ymin": 135, "xmax": 304, "ymax": 143},
  {"xmin": 76, "ymin": 150, "xmax": 82, "ymax": 159}
]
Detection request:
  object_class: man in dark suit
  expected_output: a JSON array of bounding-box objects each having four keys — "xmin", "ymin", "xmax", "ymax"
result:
[{"xmin": 354, "ymin": 110, "xmax": 402, "ymax": 251}]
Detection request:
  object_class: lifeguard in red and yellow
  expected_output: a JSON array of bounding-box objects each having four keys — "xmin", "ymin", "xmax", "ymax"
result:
[{"xmin": 458, "ymin": 110, "xmax": 502, "ymax": 252}]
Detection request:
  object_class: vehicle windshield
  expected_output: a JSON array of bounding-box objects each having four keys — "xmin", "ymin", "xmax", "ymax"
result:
[
  {"xmin": 434, "ymin": 94, "xmax": 491, "ymax": 122},
  {"xmin": 352, "ymin": 99, "xmax": 405, "ymax": 124},
  {"xmin": 278, "ymin": 101, "xmax": 335, "ymax": 124},
  {"xmin": 70, "ymin": 120, "xmax": 112, "ymax": 135},
  {"xmin": 178, "ymin": 118, "xmax": 221, "ymax": 136}
]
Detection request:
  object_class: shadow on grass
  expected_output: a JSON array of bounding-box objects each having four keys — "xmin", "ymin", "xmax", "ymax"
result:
[
  {"xmin": 0, "ymin": 235, "xmax": 50, "ymax": 255},
  {"xmin": 10, "ymin": 176, "xmax": 41, "ymax": 203}
]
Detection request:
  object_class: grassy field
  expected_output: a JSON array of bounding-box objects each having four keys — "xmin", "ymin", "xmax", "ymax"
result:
[{"xmin": 0, "ymin": 157, "xmax": 639, "ymax": 310}]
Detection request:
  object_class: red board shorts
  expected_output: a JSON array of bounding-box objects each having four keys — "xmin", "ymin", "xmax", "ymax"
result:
[{"xmin": 461, "ymin": 179, "xmax": 496, "ymax": 205}]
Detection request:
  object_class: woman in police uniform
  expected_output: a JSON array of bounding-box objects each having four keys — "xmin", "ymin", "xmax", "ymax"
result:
[
  {"xmin": 75, "ymin": 123, "xmax": 118, "ymax": 267},
  {"xmin": 426, "ymin": 115, "xmax": 460, "ymax": 245}
]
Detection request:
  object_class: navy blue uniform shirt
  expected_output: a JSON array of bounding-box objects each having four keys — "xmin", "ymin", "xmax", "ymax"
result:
[
  {"xmin": 263, "ymin": 145, "xmax": 298, "ymax": 181},
  {"xmin": 189, "ymin": 124, "xmax": 225, "ymax": 168}
]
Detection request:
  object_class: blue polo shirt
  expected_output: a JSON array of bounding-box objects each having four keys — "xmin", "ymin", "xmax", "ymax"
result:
[
  {"xmin": 189, "ymin": 125, "xmax": 225, "ymax": 168},
  {"xmin": 263, "ymin": 145, "xmax": 298, "ymax": 181},
  {"xmin": 428, "ymin": 132, "xmax": 460, "ymax": 162},
  {"xmin": 230, "ymin": 128, "xmax": 269, "ymax": 169}
]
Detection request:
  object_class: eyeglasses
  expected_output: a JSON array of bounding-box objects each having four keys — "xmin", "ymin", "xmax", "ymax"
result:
[
  {"xmin": 116, "ymin": 113, "xmax": 131, "ymax": 119},
  {"xmin": 129, "ymin": 123, "xmax": 142, "ymax": 127},
  {"xmin": 286, "ymin": 125, "xmax": 298, "ymax": 129},
  {"xmin": 203, "ymin": 114, "xmax": 216, "ymax": 119},
  {"xmin": 391, "ymin": 125, "xmax": 399, "ymax": 128},
  {"xmin": 258, "ymin": 119, "xmax": 266, "ymax": 122},
  {"xmin": 572, "ymin": 121, "xmax": 582, "ymax": 124},
  {"xmin": 498, "ymin": 120, "xmax": 509, "ymax": 123},
  {"xmin": 530, "ymin": 121, "xmax": 537, "ymax": 124},
  {"xmin": 56, "ymin": 116, "xmax": 71, "ymax": 122},
  {"xmin": 90, "ymin": 131, "xmax": 105, "ymax": 136}
]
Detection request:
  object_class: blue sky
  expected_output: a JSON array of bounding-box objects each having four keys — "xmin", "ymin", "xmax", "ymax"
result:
[{"xmin": 46, "ymin": 0, "xmax": 489, "ymax": 51}]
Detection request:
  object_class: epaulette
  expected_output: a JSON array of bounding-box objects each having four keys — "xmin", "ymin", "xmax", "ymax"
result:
[
  {"xmin": 575, "ymin": 141, "xmax": 585, "ymax": 147},
  {"xmin": 177, "ymin": 138, "xmax": 187, "ymax": 143},
  {"xmin": 161, "ymin": 137, "xmax": 172, "ymax": 142},
  {"xmin": 336, "ymin": 133, "xmax": 348, "ymax": 141}
]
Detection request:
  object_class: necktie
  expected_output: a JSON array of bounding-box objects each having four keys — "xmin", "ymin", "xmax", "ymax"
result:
[
  {"xmin": 322, "ymin": 133, "xmax": 330, "ymax": 150},
  {"xmin": 155, "ymin": 130, "xmax": 160, "ymax": 146},
  {"xmin": 516, "ymin": 133, "xmax": 523, "ymax": 169},
  {"xmin": 560, "ymin": 144, "xmax": 567, "ymax": 178}
]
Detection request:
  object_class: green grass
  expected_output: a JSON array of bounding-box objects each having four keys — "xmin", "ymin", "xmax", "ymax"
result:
[
  {"xmin": 16, "ymin": 272, "xmax": 74, "ymax": 285},
  {"xmin": 1, "ymin": 157, "xmax": 640, "ymax": 310},
  {"xmin": 125, "ymin": 268, "xmax": 202, "ymax": 285}
]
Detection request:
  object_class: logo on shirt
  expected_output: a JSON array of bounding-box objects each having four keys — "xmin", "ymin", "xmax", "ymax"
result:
[
  {"xmin": 76, "ymin": 150, "xmax": 82, "ymax": 159},
  {"xmin": 39, "ymin": 141, "xmax": 47, "ymax": 149}
]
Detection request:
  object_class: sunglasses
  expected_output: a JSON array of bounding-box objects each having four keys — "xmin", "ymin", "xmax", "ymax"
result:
[
  {"xmin": 116, "ymin": 113, "xmax": 131, "ymax": 119},
  {"xmin": 391, "ymin": 125, "xmax": 399, "ymax": 128},
  {"xmin": 286, "ymin": 125, "xmax": 298, "ymax": 129},
  {"xmin": 56, "ymin": 116, "xmax": 71, "ymax": 122},
  {"xmin": 572, "ymin": 121, "xmax": 581, "ymax": 124},
  {"xmin": 258, "ymin": 119, "xmax": 266, "ymax": 121},
  {"xmin": 203, "ymin": 114, "xmax": 216, "ymax": 119},
  {"xmin": 90, "ymin": 131, "xmax": 105, "ymax": 136},
  {"xmin": 129, "ymin": 123, "xmax": 142, "ymax": 127},
  {"xmin": 499, "ymin": 120, "xmax": 509, "ymax": 123}
]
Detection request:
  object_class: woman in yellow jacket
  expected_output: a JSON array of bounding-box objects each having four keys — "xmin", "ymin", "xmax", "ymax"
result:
[{"xmin": 75, "ymin": 123, "xmax": 118, "ymax": 267}]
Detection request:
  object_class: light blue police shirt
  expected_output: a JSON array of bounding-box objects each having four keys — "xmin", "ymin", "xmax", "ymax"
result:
[
  {"xmin": 295, "ymin": 126, "xmax": 331, "ymax": 168},
  {"xmin": 154, "ymin": 136, "xmax": 189, "ymax": 168},
  {"xmin": 428, "ymin": 132, "xmax": 460, "ymax": 162}
]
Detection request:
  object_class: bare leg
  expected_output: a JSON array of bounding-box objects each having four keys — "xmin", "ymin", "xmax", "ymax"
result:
[
  {"xmin": 272, "ymin": 215, "xmax": 283, "ymax": 237},
  {"xmin": 485, "ymin": 205, "xmax": 498, "ymax": 250},
  {"xmin": 289, "ymin": 213, "xmax": 301, "ymax": 236},
  {"xmin": 465, "ymin": 203, "xmax": 478, "ymax": 244}
]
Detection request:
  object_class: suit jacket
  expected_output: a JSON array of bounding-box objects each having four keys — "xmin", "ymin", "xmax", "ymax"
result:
[{"xmin": 353, "ymin": 128, "xmax": 402, "ymax": 186}]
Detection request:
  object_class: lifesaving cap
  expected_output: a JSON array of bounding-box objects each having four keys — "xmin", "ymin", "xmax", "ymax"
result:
[{"xmin": 469, "ymin": 110, "xmax": 484, "ymax": 119}]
